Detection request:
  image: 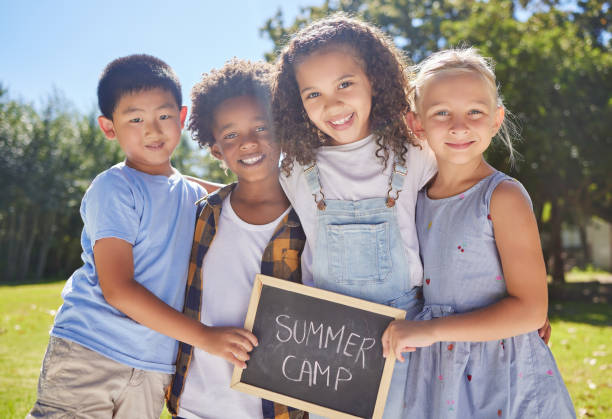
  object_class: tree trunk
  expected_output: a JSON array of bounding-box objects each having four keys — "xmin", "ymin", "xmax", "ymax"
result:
[
  {"xmin": 35, "ymin": 211, "xmax": 56, "ymax": 280},
  {"xmin": 578, "ymin": 223, "xmax": 591, "ymax": 268},
  {"xmin": 550, "ymin": 200, "xmax": 566, "ymax": 283},
  {"xmin": 4, "ymin": 208, "xmax": 17, "ymax": 282},
  {"xmin": 19, "ymin": 208, "xmax": 39, "ymax": 282}
]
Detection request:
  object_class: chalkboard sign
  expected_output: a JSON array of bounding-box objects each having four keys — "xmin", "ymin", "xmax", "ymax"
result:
[{"xmin": 230, "ymin": 274, "xmax": 406, "ymax": 419}]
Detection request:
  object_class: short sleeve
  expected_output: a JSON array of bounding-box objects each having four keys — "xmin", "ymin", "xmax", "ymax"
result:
[
  {"xmin": 416, "ymin": 141, "xmax": 438, "ymax": 189},
  {"xmin": 279, "ymin": 169, "xmax": 298, "ymax": 207},
  {"xmin": 83, "ymin": 171, "xmax": 140, "ymax": 245}
]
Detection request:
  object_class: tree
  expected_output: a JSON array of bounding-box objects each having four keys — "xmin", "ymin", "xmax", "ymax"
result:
[
  {"xmin": 1, "ymin": 86, "xmax": 234, "ymax": 283},
  {"xmin": 260, "ymin": 0, "xmax": 612, "ymax": 281}
]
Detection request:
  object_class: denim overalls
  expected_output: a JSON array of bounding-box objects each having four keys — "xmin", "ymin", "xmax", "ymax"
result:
[{"xmin": 304, "ymin": 160, "xmax": 423, "ymax": 419}]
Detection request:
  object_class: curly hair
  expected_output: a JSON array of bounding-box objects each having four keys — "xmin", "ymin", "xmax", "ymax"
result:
[
  {"xmin": 272, "ymin": 13, "xmax": 418, "ymax": 176},
  {"xmin": 189, "ymin": 58, "xmax": 274, "ymax": 149}
]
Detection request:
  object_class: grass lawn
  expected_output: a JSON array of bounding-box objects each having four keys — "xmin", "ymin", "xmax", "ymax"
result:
[{"xmin": 1, "ymin": 280, "xmax": 610, "ymax": 418}]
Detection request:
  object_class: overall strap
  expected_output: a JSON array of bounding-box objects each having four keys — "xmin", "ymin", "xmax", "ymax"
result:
[
  {"xmin": 386, "ymin": 158, "xmax": 408, "ymax": 207},
  {"xmin": 303, "ymin": 162, "xmax": 327, "ymax": 210}
]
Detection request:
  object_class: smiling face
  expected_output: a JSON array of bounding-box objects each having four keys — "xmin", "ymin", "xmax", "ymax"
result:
[
  {"xmin": 295, "ymin": 46, "xmax": 373, "ymax": 146},
  {"xmin": 97, "ymin": 87, "xmax": 186, "ymax": 176},
  {"xmin": 411, "ymin": 71, "xmax": 504, "ymax": 167},
  {"xmin": 210, "ymin": 95, "xmax": 280, "ymax": 183}
]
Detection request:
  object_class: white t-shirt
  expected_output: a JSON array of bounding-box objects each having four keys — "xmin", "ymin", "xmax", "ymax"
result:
[
  {"xmin": 280, "ymin": 134, "xmax": 437, "ymax": 288},
  {"xmin": 178, "ymin": 193, "xmax": 290, "ymax": 419}
]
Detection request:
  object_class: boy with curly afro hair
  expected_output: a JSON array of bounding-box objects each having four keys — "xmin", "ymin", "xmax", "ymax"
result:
[{"xmin": 166, "ymin": 58, "xmax": 307, "ymax": 419}]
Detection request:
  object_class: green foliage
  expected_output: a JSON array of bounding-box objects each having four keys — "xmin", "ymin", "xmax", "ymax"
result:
[
  {"xmin": 0, "ymin": 89, "xmax": 226, "ymax": 283},
  {"xmin": 260, "ymin": 0, "xmax": 612, "ymax": 282}
]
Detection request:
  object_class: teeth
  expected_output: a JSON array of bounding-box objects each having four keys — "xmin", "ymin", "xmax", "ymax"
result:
[
  {"xmin": 330, "ymin": 114, "xmax": 352, "ymax": 125},
  {"xmin": 241, "ymin": 155, "xmax": 264, "ymax": 165}
]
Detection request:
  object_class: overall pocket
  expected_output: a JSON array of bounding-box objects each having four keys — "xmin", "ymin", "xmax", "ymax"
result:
[{"xmin": 326, "ymin": 222, "xmax": 391, "ymax": 284}]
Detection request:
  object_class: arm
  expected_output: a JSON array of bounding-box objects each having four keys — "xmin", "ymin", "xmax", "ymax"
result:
[
  {"xmin": 383, "ymin": 181, "xmax": 548, "ymax": 361},
  {"xmin": 183, "ymin": 175, "xmax": 224, "ymax": 193},
  {"xmin": 94, "ymin": 237, "xmax": 256, "ymax": 368}
]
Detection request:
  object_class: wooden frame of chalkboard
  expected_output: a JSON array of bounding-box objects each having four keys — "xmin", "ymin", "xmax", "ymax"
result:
[{"xmin": 230, "ymin": 274, "xmax": 406, "ymax": 419}]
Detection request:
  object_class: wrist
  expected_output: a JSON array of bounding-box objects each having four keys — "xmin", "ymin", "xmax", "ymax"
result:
[
  {"xmin": 429, "ymin": 318, "xmax": 444, "ymax": 343},
  {"xmin": 194, "ymin": 323, "xmax": 213, "ymax": 349}
]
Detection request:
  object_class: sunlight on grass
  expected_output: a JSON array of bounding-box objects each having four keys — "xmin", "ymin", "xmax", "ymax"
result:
[{"xmin": 1, "ymin": 281, "xmax": 610, "ymax": 418}]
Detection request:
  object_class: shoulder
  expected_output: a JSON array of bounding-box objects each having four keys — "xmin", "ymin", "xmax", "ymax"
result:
[
  {"xmin": 195, "ymin": 183, "xmax": 235, "ymax": 212},
  {"xmin": 177, "ymin": 173, "xmax": 207, "ymax": 200},
  {"xmin": 85, "ymin": 164, "xmax": 134, "ymax": 201},
  {"xmin": 490, "ymin": 178, "xmax": 533, "ymax": 220},
  {"xmin": 403, "ymin": 140, "xmax": 437, "ymax": 188},
  {"xmin": 279, "ymin": 161, "xmax": 308, "ymax": 204}
]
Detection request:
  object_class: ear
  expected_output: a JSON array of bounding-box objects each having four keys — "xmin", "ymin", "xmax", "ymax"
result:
[
  {"xmin": 98, "ymin": 116, "xmax": 116, "ymax": 140},
  {"xmin": 492, "ymin": 106, "xmax": 505, "ymax": 135},
  {"xmin": 210, "ymin": 143, "xmax": 224, "ymax": 161},
  {"xmin": 405, "ymin": 112, "xmax": 425, "ymax": 140},
  {"xmin": 179, "ymin": 106, "xmax": 188, "ymax": 128}
]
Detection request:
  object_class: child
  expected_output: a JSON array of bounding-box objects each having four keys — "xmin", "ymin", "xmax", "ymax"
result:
[
  {"xmin": 166, "ymin": 59, "xmax": 307, "ymax": 419},
  {"xmin": 382, "ymin": 48, "xmax": 575, "ymax": 418},
  {"xmin": 28, "ymin": 54, "xmax": 246, "ymax": 418},
  {"xmin": 272, "ymin": 14, "xmax": 437, "ymax": 419}
]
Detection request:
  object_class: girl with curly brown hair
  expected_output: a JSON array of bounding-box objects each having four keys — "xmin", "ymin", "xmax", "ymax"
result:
[{"xmin": 272, "ymin": 13, "xmax": 437, "ymax": 419}]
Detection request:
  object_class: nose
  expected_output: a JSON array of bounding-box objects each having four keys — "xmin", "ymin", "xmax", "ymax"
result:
[
  {"xmin": 239, "ymin": 134, "xmax": 258, "ymax": 151},
  {"xmin": 323, "ymin": 94, "xmax": 343, "ymax": 112},
  {"xmin": 145, "ymin": 119, "xmax": 162, "ymax": 136},
  {"xmin": 449, "ymin": 119, "xmax": 469, "ymax": 137}
]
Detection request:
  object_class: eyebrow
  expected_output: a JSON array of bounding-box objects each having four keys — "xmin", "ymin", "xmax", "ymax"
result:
[
  {"xmin": 299, "ymin": 74, "xmax": 355, "ymax": 94},
  {"xmin": 428, "ymin": 100, "xmax": 491, "ymax": 107},
  {"xmin": 121, "ymin": 102, "xmax": 176, "ymax": 114},
  {"xmin": 217, "ymin": 116, "xmax": 268, "ymax": 133}
]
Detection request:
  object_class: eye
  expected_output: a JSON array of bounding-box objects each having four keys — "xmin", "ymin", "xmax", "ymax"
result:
[
  {"xmin": 468, "ymin": 109, "xmax": 484, "ymax": 117},
  {"xmin": 159, "ymin": 114, "xmax": 171, "ymax": 120},
  {"xmin": 223, "ymin": 132, "xmax": 237, "ymax": 140},
  {"xmin": 306, "ymin": 91, "xmax": 320, "ymax": 99},
  {"xmin": 255, "ymin": 126, "xmax": 267, "ymax": 133},
  {"xmin": 129, "ymin": 117, "xmax": 143, "ymax": 123},
  {"xmin": 339, "ymin": 81, "xmax": 352, "ymax": 89},
  {"xmin": 435, "ymin": 110, "xmax": 449, "ymax": 117}
]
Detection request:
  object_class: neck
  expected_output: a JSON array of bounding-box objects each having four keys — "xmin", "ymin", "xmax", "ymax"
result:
[
  {"xmin": 230, "ymin": 170, "xmax": 290, "ymax": 225},
  {"xmin": 232, "ymin": 171, "xmax": 285, "ymax": 204},
  {"xmin": 429, "ymin": 157, "xmax": 494, "ymax": 198},
  {"xmin": 125, "ymin": 159, "xmax": 174, "ymax": 177}
]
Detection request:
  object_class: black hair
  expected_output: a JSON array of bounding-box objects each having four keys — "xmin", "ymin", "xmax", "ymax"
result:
[
  {"xmin": 189, "ymin": 58, "xmax": 273, "ymax": 149},
  {"xmin": 97, "ymin": 54, "xmax": 182, "ymax": 119}
]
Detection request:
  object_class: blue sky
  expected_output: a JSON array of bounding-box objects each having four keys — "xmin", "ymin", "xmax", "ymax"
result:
[{"xmin": 0, "ymin": 0, "xmax": 317, "ymax": 113}]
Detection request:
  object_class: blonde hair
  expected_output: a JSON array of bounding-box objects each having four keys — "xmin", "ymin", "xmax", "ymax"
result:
[{"xmin": 409, "ymin": 47, "xmax": 519, "ymax": 163}]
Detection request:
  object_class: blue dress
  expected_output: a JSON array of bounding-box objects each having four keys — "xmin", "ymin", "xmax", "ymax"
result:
[{"xmin": 406, "ymin": 171, "xmax": 575, "ymax": 418}]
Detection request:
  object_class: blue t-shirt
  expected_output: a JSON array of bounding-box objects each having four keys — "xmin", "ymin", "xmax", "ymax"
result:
[{"xmin": 51, "ymin": 163, "xmax": 205, "ymax": 373}]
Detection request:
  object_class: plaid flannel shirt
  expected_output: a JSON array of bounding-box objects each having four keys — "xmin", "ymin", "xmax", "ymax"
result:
[{"xmin": 166, "ymin": 183, "xmax": 307, "ymax": 419}]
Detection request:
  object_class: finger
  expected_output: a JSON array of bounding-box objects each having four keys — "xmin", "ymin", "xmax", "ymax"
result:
[
  {"xmin": 381, "ymin": 330, "xmax": 389, "ymax": 358},
  {"xmin": 224, "ymin": 351, "xmax": 247, "ymax": 369},
  {"xmin": 403, "ymin": 346, "xmax": 416, "ymax": 352},
  {"xmin": 235, "ymin": 328, "xmax": 259, "ymax": 347},
  {"xmin": 231, "ymin": 334, "xmax": 255, "ymax": 352},
  {"xmin": 230, "ymin": 345, "xmax": 250, "ymax": 362},
  {"xmin": 394, "ymin": 346, "xmax": 405, "ymax": 363}
]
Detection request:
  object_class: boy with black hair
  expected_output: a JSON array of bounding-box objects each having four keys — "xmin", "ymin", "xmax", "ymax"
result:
[
  {"xmin": 166, "ymin": 58, "xmax": 306, "ymax": 419},
  {"xmin": 28, "ymin": 54, "xmax": 251, "ymax": 418}
]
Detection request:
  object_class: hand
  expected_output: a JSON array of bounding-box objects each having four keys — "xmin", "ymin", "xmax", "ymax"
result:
[
  {"xmin": 381, "ymin": 320, "xmax": 435, "ymax": 362},
  {"xmin": 538, "ymin": 316, "xmax": 551, "ymax": 344},
  {"xmin": 199, "ymin": 326, "xmax": 258, "ymax": 369}
]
